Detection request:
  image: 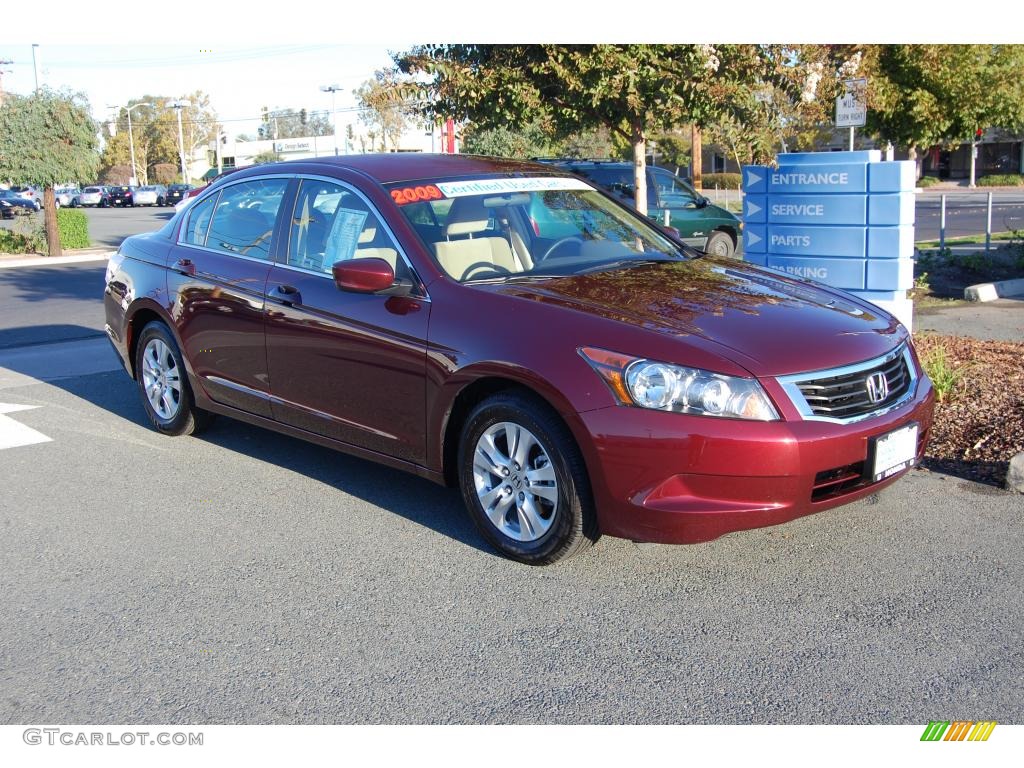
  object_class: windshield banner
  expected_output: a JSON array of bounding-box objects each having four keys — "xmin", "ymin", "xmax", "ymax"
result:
[{"xmin": 435, "ymin": 177, "xmax": 592, "ymax": 198}]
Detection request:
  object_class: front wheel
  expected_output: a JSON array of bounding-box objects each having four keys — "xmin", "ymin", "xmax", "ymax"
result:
[
  {"xmin": 704, "ymin": 231, "xmax": 735, "ymax": 258},
  {"xmin": 134, "ymin": 321, "xmax": 212, "ymax": 436},
  {"xmin": 458, "ymin": 391, "xmax": 598, "ymax": 564}
]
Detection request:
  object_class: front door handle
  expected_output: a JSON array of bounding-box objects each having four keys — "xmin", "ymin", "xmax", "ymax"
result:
[{"xmin": 270, "ymin": 284, "xmax": 301, "ymax": 306}]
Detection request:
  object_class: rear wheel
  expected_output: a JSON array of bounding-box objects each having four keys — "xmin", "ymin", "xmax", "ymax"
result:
[
  {"xmin": 134, "ymin": 321, "xmax": 212, "ymax": 436},
  {"xmin": 458, "ymin": 391, "xmax": 598, "ymax": 564},
  {"xmin": 704, "ymin": 231, "xmax": 735, "ymax": 258}
]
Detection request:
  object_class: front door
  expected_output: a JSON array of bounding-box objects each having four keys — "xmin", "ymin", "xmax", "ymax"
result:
[{"xmin": 264, "ymin": 178, "xmax": 430, "ymax": 464}]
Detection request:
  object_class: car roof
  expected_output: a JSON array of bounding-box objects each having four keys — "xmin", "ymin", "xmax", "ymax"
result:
[{"xmin": 224, "ymin": 154, "xmax": 573, "ymax": 186}]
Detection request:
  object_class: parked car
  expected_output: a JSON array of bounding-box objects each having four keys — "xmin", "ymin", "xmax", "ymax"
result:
[
  {"xmin": 103, "ymin": 155, "xmax": 934, "ymax": 564},
  {"xmin": 108, "ymin": 185, "xmax": 136, "ymax": 207},
  {"xmin": 165, "ymin": 184, "xmax": 193, "ymax": 207},
  {"xmin": 8, "ymin": 185, "xmax": 42, "ymax": 211},
  {"xmin": 79, "ymin": 186, "xmax": 111, "ymax": 208},
  {"xmin": 537, "ymin": 159, "xmax": 742, "ymax": 258},
  {"xmin": 55, "ymin": 185, "xmax": 82, "ymax": 208},
  {"xmin": 134, "ymin": 185, "xmax": 168, "ymax": 207},
  {"xmin": 0, "ymin": 188, "xmax": 39, "ymax": 218}
]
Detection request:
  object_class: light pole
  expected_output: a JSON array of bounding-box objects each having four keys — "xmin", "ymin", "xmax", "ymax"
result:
[
  {"xmin": 31, "ymin": 44, "xmax": 40, "ymax": 92},
  {"xmin": 109, "ymin": 102, "xmax": 152, "ymax": 186},
  {"xmin": 320, "ymin": 84, "xmax": 341, "ymax": 156},
  {"xmin": 215, "ymin": 131, "xmax": 227, "ymax": 175},
  {"xmin": 170, "ymin": 101, "xmax": 190, "ymax": 184}
]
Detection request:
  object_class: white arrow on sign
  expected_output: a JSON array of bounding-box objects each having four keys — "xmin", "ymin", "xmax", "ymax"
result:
[
  {"xmin": 746, "ymin": 230, "xmax": 762, "ymax": 248},
  {"xmin": 746, "ymin": 200, "xmax": 762, "ymax": 217},
  {"xmin": 745, "ymin": 168, "xmax": 764, "ymax": 190},
  {"xmin": 0, "ymin": 403, "xmax": 52, "ymax": 451}
]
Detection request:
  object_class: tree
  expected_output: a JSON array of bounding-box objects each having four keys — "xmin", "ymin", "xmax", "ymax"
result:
[
  {"xmin": 0, "ymin": 88, "xmax": 99, "ymax": 256},
  {"xmin": 99, "ymin": 92, "xmax": 219, "ymax": 184},
  {"xmin": 396, "ymin": 45, "xmax": 740, "ymax": 215},
  {"xmin": 864, "ymin": 45, "xmax": 1024, "ymax": 184},
  {"xmin": 355, "ymin": 69, "xmax": 414, "ymax": 152}
]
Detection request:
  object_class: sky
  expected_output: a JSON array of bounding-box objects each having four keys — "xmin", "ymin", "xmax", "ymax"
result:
[
  {"xmin": 0, "ymin": 44, "xmax": 405, "ymax": 138},
  {"xmin": 1, "ymin": 2, "xmax": 1007, "ymax": 140}
]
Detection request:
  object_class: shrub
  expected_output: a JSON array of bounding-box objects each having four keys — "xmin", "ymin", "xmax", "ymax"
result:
[
  {"xmin": 56, "ymin": 208, "xmax": 90, "ymax": 249},
  {"xmin": 917, "ymin": 175, "xmax": 941, "ymax": 187},
  {"xmin": 977, "ymin": 174, "xmax": 1024, "ymax": 187},
  {"xmin": 0, "ymin": 216, "xmax": 45, "ymax": 254},
  {"xmin": 702, "ymin": 172, "xmax": 742, "ymax": 190}
]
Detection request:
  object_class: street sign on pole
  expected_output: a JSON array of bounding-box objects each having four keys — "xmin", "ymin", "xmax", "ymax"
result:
[
  {"xmin": 836, "ymin": 78, "xmax": 867, "ymax": 152},
  {"xmin": 836, "ymin": 79, "xmax": 867, "ymax": 128}
]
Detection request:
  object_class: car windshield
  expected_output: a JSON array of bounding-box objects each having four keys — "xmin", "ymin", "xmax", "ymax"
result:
[{"xmin": 387, "ymin": 176, "xmax": 687, "ymax": 282}]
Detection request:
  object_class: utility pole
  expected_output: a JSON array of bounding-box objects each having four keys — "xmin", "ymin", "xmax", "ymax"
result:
[
  {"xmin": 171, "ymin": 101, "xmax": 190, "ymax": 184},
  {"xmin": 320, "ymin": 84, "xmax": 341, "ymax": 156},
  {"xmin": 109, "ymin": 102, "xmax": 152, "ymax": 186},
  {"xmin": 31, "ymin": 44, "xmax": 40, "ymax": 92},
  {"xmin": 691, "ymin": 125, "xmax": 702, "ymax": 191}
]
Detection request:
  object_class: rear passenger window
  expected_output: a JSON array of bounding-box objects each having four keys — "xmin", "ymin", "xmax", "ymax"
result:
[{"xmin": 205, "ymin": 178, "xmax": 288, "ymax": 260}]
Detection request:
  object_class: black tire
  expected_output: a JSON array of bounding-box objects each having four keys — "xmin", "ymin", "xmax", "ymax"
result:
[
  {"xmin": 458, "ymin": 390, "xmax": 598, "ymax": 565},
  {"xmin": 704, "ymin": 231, "xmax": 735, "ymax": 258},
  {"xmin": 134, "ymin": 321, "xmax": 212, "ymax": 436}
]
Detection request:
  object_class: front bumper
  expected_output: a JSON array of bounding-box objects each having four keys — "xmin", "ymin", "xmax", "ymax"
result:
[{"xmin": 577, "ymin": 374, "xmax": 935, "ymax": 544}]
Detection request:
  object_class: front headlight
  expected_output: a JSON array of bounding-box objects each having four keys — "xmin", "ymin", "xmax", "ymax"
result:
[{"xmin": 580, "ymin": 347, "xmax": 779, "ymax": 421}]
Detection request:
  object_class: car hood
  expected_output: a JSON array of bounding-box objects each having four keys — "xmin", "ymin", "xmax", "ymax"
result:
[{"xmin": 492, "ymin": 258, "xmax": 907, "ymax": 377}]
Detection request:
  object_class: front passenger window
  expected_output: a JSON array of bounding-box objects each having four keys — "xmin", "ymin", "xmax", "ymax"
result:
[{"xmin": 205, "ymin": 178, "xmax": 288, "ymax": 260}]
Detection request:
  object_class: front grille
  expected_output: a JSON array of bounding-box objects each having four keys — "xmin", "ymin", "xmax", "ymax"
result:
[{"xmin": 793, "ymin": 349, "xmax": 911, "ymax": 420}]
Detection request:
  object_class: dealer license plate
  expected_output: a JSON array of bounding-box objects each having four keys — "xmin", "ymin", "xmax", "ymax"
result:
[{"xmin": 870, "ymin": 423, "xmax": 919, "ymax": 482}]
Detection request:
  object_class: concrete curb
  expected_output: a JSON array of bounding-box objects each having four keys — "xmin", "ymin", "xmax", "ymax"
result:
[
  {"xmin": 964, "ymin": 278, "xmax": 1024, "ymax": 302},
  {"xmin": 0, "ymin": 252, "xmax": 114, "ymax": 269}
]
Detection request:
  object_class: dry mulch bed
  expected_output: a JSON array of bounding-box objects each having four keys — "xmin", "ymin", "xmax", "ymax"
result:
[{"xmin": 913, "ymin": 333, "xmax": 1024, "ymax": 487}]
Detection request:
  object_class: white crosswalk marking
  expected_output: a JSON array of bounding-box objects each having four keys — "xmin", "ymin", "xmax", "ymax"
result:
[{"xmin": 0, "ymin": 402, "xmax": 52, "ymax": 450}]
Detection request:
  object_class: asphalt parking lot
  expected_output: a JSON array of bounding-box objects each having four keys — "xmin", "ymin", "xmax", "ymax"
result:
[{"xmin": 0, "ymin": 256, "xmax": 1021, "ymax": 725}]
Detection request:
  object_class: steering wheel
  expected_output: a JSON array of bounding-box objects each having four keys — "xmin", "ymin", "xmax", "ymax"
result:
[
  {"xmin": 538, "ymin": 236, "xmax": 585, "ymax": 262},
  {"xmin": 459, "ymin": 262, "xmax": 514, "ymax": 281}
]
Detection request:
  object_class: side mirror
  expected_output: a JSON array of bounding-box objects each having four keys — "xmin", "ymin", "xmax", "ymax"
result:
[
  {"xmin": 332, "ymin": 258, "xmax": 412, "ymax": 296},
  {"xmin": 696, "ymin": 197, "xmax": 710, "ymax": 209},
  {"xmin": 663, "ymin": 225, "xmax": 681, "ymax": 238}
]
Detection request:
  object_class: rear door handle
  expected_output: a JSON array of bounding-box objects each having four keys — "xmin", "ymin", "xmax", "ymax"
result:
[
  {"xmin": 173, "ymin": 258, "xmax": 195, "ymax": 276},
  {"xmin": 270, "ymin": 284, "xmax": 301, "ymax": 306}
]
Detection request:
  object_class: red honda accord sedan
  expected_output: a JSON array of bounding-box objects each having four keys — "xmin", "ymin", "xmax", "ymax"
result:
[{"xmin": 103, "ymin": 155, "xmax": 934, "ymax": 564}]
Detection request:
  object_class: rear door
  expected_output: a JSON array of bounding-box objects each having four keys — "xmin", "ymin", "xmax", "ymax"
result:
[
  {"xmin": 168, "ymin": 176, "xmax": 291, "ymax": 418},
  {"xmin": 264, "ymin": 176, "xmax": 430, "ymax": 464}
]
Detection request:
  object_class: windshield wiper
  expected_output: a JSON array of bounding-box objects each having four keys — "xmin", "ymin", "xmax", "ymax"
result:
[{"xmin": 576, "ymin": 258, "xmax": 673, "ymax": 275}]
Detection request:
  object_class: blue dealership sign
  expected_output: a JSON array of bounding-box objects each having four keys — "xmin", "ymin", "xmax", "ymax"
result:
[
  {"xmin": 767, "ymin": 194, "xmax": 867, "ymax": 226},
  {"xmin": 741, "ymin": 152, "xmax": 917, "ymax": 329}
]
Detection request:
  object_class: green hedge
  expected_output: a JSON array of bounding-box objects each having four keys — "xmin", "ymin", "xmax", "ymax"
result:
[
  {"xmin": 57, "ymin": 208, "xmax": 90, "ymax": 249},
  {"xmin": 701, "ymin": 172, "xmax": 742, "ymax": 190},
  {"xmin": 917, "ymin": 176, "xmax": 941, "ymax": 187},
  {"xmin": 977, "ymin": 174, "xmax": 1024, "ymax": 187}
]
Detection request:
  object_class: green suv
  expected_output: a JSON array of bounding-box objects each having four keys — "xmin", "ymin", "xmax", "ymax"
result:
[{"xmin": 542, "ymin": 160, "xmax": 741, "ymax": 258}]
